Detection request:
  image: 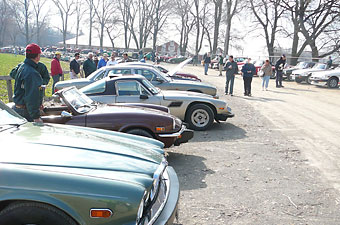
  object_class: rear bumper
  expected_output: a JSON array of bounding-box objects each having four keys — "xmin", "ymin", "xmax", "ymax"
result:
[{"xmin": 153, "ymin": 166, "xmax": 180, "ymax": 225}]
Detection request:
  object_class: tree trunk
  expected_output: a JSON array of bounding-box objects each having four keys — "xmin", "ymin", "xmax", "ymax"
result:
[
  {"xmin": 89, "ymin": 2, "xmax": 93, "ymax": 48},
  {"xmin": 24, "ymin": 0, "xmax": 29, "ymax": 45},
  {"xmin": 310, "ymin": 41, "xmax": 319, "ymax": 62},
  {"xmin": 212, "ymin": 0, "xmax": 222, "ymax": 55},
  {"xmin": 224, "ymin": 17, "xmax": 231, "ymax": 55}
]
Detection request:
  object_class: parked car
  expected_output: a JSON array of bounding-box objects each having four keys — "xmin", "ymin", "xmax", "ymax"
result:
[
  {"xmin": 283, "ymin": 62, "xmax": 315, "ymax": 81},
  {"xmin": 42, "ymin": 87, "xmax": 193, "ymax": 148},
  {"xmin": 126, "ymin": 58, "xmax": 202, "ymax": 82},
  {"xmin": 0, "ymin": 100, "xmax": 179, "ymax": 225},
  {"xmin": 310, "ymin": 67, "xmax": 340, "ymax": 88},
  {"xmin": 55, "ymin": 64, "xmax": 217, "ymax": 96},
  {"xmin": 168, "ymin": 56, "xmax": 187, "ymax": 64},
  {"xmin": 81, "ymin": 75, "xmax": 234, "ymax": 131},
  {"xmin": 291, "ymin": 63, "xmax": 328, "ymax": 84}
]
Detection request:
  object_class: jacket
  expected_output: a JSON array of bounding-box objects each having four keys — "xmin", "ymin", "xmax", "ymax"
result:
[
  {"xmin": 241, "ymin": 63, "xmax": 256, "ymax": 77},
  {"xmin": 70, "ymin": 59, "xmax": 80, "ymax": 74},
  {"xmin": 83, "ymin": 58, "xmax": 97, "ymax": 77},
  {"xmin": 10, "ymin": 62, "xmax": 50, "ymax": 85},
  {"xmin": 51, "ymin": 57, "xmax": 63, "ymax": 76},
  {"xmin": 275, "ymin": 57, "xmax": 286, "ymax": 71},
  {"xmin": 204, "ymin": 56, "xmax": 211, "ymax": 64},
  {"xmin": 13, "ymin": 58, "xmax": 43, "ymax": 120},
  {"xmin": 224, "ymin": 61, "xmax": 238, "ymax": 76},
  {"xmin": 97, "ymin": 58, "xmax": 107, "ymax": 69},
  {"xmin": 261, "ymin": 64, "xmax": 272, "ymax": 76}
]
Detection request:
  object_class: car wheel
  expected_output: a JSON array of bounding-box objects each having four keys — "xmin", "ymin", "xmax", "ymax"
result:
[
  {"xmin": 295, "ymin": 78, "xmax": 303, "ymax": 83},
  {"xmin": 186, "ymin": 104, "xmax": 214, "ymax": 131},
  {"xmin": 270, "ymin": 71, "xmax": 276, "ymax": 79},
  {"xmin": 327, "ymin": 77, "xmax": 339, "ymax": 88},
  {"xmin": 0, "ymin": 201, "xmax": 78, "ymax": 225},
  {"xmin": 306, "ymin": 75, "xmax": 312, "ymax": 84},
  {"xmin": 126, "ymin": 129, "xmax": 154, "ymax": 138}
]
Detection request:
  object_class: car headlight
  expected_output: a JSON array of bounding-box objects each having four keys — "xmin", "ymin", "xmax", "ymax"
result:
[{"xmin": 150, "ymin": 159, "xmax": 168, "ymax": 201}]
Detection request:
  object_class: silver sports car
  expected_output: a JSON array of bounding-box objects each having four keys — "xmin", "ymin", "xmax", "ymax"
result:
[
  {"xmin": 81, "ymin": 75, "xmax": 234, "ymax": 131},
  {"xmin": 55, "ymin": 64, "xmax": 217, "ymax": 96}
]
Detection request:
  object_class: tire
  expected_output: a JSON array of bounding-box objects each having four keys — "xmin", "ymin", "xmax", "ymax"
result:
[
  {"xmin": 306, "ymin": 75, "xmax": 312, "ymax": 84},
  {"xmin": 295, "ymin": 78, "xmax": 303, "ymax": 83},
  {"xmin": 0, "ymin": 201, "xmax": 77, "ymax": 225},
  {"xmin": 185, "ymin": 104, "xmax": 214, "ymax": 131},
  {"xmin": 270, "ymin": 71, "xmax": 276, "ymax": 79},
  {"xmin": 126, "ymin": 128, "xmax": 154, "ymax": 138},
  {"xmin": 327, "ymin": 77, "xmax": 339, "ymax": 88}
]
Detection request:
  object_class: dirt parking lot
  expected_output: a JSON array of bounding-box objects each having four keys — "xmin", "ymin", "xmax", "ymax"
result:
[{"xmin": 163, "ymin": 63, "xmax": 340, "ymax": 224}]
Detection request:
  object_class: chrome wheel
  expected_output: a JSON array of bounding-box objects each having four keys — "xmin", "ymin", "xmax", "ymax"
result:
[
  {"xmin": 328, "ymin": 77, "xmax": 339, "ymax": 88},
  {"xmin": 191, "ymin": 109, "xmax": 210, "ymax": 128}
]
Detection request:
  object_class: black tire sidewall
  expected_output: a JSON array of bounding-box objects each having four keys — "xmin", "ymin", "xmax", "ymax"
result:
[
  {"xmin": 328, "ymin": 78, "xmax": 339, "ymax": 88},
  {"xmin": 186, "ymin": 104, "xmax": 214, "ymax": 131}
]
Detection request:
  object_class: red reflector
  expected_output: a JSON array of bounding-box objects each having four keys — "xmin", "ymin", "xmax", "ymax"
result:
[{"xmin": 90, "ymin": 209, "xmax": 113, "ymax": 218}]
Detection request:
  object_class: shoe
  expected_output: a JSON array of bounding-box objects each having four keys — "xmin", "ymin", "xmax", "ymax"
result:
[
  {"xmin": 244, "ymin": 93, "xmax": 247, "ymax": 96},
  {"xmin": 248, "ymin": 94, "xmax": 252, "ymax": 97},
  {"xmin": 219, "ymin": 74, "xmax": 222, "ymax": 76},
  {"xmin": 231, "ymin": 94, "xmax": 233, "ymax": 96},
  {"xmin": 276, "ymin": 86, "xmax": 280, "ymax": 88},
  {"xmin": 265, "ymin": 88, "xmax": 268, "ymax": 91},
  {"xmin": 280, "ymin": 85, "xmax": 284, "ymax": 88},
  {"xmin": 225, "ymin": 92, "xmax": 228, "ymax": 95}
]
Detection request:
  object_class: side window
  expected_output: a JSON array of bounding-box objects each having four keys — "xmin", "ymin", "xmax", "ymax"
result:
[
  {"xmin": 116, "ymin": 81, "xmax": 150, "ymax": 96},
  {"xmin": 94, "ymin": 71, "xmax": 106, "ymax": 81},
  {"xmin": 108, "ymin": 69, "xmax": 132, "ymax": 76},
  {"xmin": 135, "ymin": 69, "xmax": 155, "ymax": 81}
]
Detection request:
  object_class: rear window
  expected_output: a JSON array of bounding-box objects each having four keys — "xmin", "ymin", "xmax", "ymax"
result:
[{"xmin": 81, "ymin": 79, "xmax": 106, "ymax": 94}]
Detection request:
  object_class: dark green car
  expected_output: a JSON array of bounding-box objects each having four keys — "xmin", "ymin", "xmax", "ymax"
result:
[{"xmin": 0, "ymin": 101, "xmax": 179, "ymax": 225}]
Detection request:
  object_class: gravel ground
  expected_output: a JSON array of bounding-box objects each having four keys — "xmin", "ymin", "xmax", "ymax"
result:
[{"xmin": 162, "ymin": 63, "xmax": 340, "ymax": 225}]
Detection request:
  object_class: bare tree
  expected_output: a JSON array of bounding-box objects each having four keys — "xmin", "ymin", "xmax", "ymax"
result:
[
  {"xmin": 52, "ymin": 0, "xmax": 76, "ymax": 49},
  {"xmin": 192, "ymin": 0, "xmax": 210, "ymax": 55},
  {"xmin": 0, "ymin": 0, "xmax": 13, "ymax": 46},
  {"xmin": 85, "ymin": 0, "xmax": 95, "ymax": 48},
  {"xmin": 152, "ymin": 0, "xmax": 170, "ymax": 51},
  {"xmin": 13, "ymin": 0, "xmax": 32, "ymax": 45},
  {"xmin": 223, "ymin": 0, "xmax": 240, "ymax": 55},
  {"xmin": 31, "ymin": 0, "xmax": 47, "ymax": 45},
  {"xmin": 212, "ymin": 0, "xmax": 223, "ymax": 55},
  {"xmin": 74, "ymin": 0, "xmax": 86, "ymax": 48},
  {"xmin": 250, "ymin": 0, "xmax": 285, "ymax": 61},
  {"xmin": 117, "ymin": 0, "xmax": 133, "ymax": 49}
]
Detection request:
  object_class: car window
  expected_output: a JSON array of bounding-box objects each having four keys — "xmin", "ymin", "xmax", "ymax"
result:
[
  {"xmin": 135, "ymin": 69, "xmax": 156, "ymax": 81},
  {"xmin": 108, "ymin": 69, "xmax": 132, "ymax": 76},
  {"xmin": 81, "ymin": 79, "xmax": 106, "ymax": 94},
  {"xmin": 116, "ymin": 81, "xmax": 149, "ymax": 96},
  {"xmin": 93, "ymin": 70, "xmax": 106, "ymax": 81}
]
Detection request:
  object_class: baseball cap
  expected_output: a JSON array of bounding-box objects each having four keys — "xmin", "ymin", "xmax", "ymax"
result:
[
  {"xmin": 55, "ymin": 51, "xmax": 62, "ymax": 55},
  {"xmin": 26, "ymin": 43, "xmax": 41, "ymax": 54}
]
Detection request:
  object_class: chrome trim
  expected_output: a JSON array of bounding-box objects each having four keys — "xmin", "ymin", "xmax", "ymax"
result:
[
  {"xmin": 158, "ymin": 125, "xmax": 186, "ymax": 138},
  {"xmin": 90, "ymin": 208, "xmax": 113, "ymax": 218}
]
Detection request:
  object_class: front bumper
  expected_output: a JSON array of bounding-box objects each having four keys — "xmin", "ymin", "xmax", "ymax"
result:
[
  {"xmin": 147, "ymin": 166, "xmax": 180, "ymax": 225},
  {"xmin": 311, "ymin": 79, "xmax": 328, "ymax": 86},
  {"xmin": 215, "ymin": 107, "xmax": 234, "ymax": 121},
  {"xmin": 157, "ymin": 125, "xmax": 193, "ymax": 147}
]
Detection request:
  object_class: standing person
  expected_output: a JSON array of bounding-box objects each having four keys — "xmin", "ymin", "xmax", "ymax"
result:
[
  {"xmin": 121, "ymin": 53, "xmax": 132, "ymax": 63},
  {"xmin": 12, "ymin": 43, "xmax": 44, "ymax": 123},
  {"xmin": 107, "ymin": 53, "xmax": 118, "ymax": 66},
  {"xmin": 69, "ymin": 53, "xmax": 80, "ymax": 79},
  {"xmin": 224, "ymin": 55, "xmax": 238, "ymax": 96},
  {"xmin": 140, "ymin": 56, "xmax": 147, "ymax": 63},
  {"xmin": 151, "ymin": 51, "xmax": 155, "ymax": 62},
  {"xmin": 203, "ymin": 53, "xmax": 211, "ymax": 75},
  {"xmin": 193, "ymin": 54, "xmax": 198, "ymax": 66},
  {"xmin": 275, "ymin": 54, "xmax": 286, "ymax": 88},
  {"xmin": 94, "ymin": 55, "xmax": 99, "ymax": 68},
  {"xmin": 241, "ymin": 58, "xmax": 256, "ymax": 96},
  {"xmin": 83, "ymin": 52, "xmax": 97, "ymax": 78},
  {"xmin": 218, "ymin": 54, "xmax": 224, "ymax": 76},
  {"xmin": 327, "ymin": 56, "xmax": 333, "ymax": 68},
  {"xmin": 138, "ymin": 49, "xmax": 143, "ymax": 61},
  {"xmin": 97, "ymin": 53, "xmax": 108, "ymax": 69},
  {"xmin": 155, "ymin": 52, "xmax": 160, "ymax": 64},
  {"xmin": 260, "ymin": 60, "xmax": 272, "ymax": 91},
  {"xmin": 51, "ymin": 51, "xmax": 63, "ymax": 94}
]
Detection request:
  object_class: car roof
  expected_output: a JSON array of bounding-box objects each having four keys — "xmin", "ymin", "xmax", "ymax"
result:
[{"xmin": 107, "ymin": 74, "xmax": 146, "ymax": 82}]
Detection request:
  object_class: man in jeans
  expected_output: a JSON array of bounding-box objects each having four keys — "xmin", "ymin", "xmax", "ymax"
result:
[
  {"xmin": 241, "ymin": 58, "xmax": 256, "ymax": 96},
  {"xmin": 51, "ymin": 52, "xmax": 63, "ymax": 93},
  {"xmin": 218, "ymin": 54, "xmax": 224, "ymax": 76},
  {"xmin": 224, "ymin": 55, "xmax": 238, "ymax": 96},
  {"xmin": 275, "ymin": 54, "xmax": 286, "ymax": 88},
  {"xmin": 203, "ymin": 52, "xmax": 211, "ymax": 75}
]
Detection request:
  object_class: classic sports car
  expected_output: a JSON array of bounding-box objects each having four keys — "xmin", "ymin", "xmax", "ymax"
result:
[
  {"xmin": 310, "ymin": 67, "xmax": 340, "ymax": 88},
  {"xmin": 81, "ymin": 75, "xmax": 234, "ymax": 131},
  {"xmin": 283, "ymin": 61, "xmax": 315, "ymax": 81},
  {"xmin": 55, "ymin": 64, "xmax": 217, "ymax": 96},
  {"xmin": 0, "ymin": 100, "xmax": 179, "ymax": 225},
  {"xmin": 40, "ymin": 87, "xmax": 193, "ymax": 148},
  {"xmin": 125, "ymin": 59, "xmax": 202, "ymax": 82},
  {"xmin": 291, "ymin": 63, "xmax": 328, "ymax": 84}
]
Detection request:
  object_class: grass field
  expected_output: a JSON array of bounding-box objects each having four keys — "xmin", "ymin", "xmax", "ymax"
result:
[{"xmin": 0, "ymin": 53, "xmax": 70, "ymax": 103}]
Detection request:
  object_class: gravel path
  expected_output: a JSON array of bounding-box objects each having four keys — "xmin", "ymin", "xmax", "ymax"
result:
[{"xmin": 163, "ymin": 63, "xmax": 340, "ymax": 225}]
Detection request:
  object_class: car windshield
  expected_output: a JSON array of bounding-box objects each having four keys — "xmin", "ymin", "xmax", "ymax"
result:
[
  {"xmin": 157, "ymin": 70, "xmax": 171, "ymax": 82},
  {"xmin": 142, "ymin": 79, "xmax": 159, "ymax": 95},
  {"xmin": 81, "ymin": 79, "xmax": 106, "ymax": 94},
  {"xmin": 0, "ymin": 101, "xmax": 26, "ymax": 129},
  {"xmin": 87, "ymin": 69, "xmax": 106, "ymax": 81},
  {"xmin": 313, "ymin": 64, "xmax": 326, "ymax": 69},
  {"xmin": 296, "ymin": 62, "xmax": 307, "ymax": 68},
  {"xmin": 61, "ymin": 88, "xmax": 94, "ymax": 114}
]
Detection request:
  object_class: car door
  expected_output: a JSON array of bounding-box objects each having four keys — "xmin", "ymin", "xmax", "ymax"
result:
[{"xmin": 115, "ymin": 80, "xmax": 161, "ymax": 105}]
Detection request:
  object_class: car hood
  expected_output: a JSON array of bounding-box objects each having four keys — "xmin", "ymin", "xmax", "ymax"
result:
[
  {"xmin": 90, "ymin": 104, "xmax": 175, "ymax": 119},
  {"xmin": 1, "ymin": 123, "xmax": 164, "ymax": 177},
  {"xmin": 168, "ymin": 58, "xmax": 193, "ymax": 76},
  {"xmin": 55, "ymin": 78, "xmax": 91, "ymax": 88},
  {"xmin": 311, "ymin": 69, "xmax": 340, "ymax": 77},
  {"xmin": 169, "ymin": 79, "xmax": 216, "ymax": 89}
]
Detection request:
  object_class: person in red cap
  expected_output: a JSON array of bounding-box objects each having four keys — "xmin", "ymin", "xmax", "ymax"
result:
[
  {"xmin": 51, "ymin": 51, "xmax": 63, "ymax": 93},
  {"xmin": 12, "ymin": 43, "xmax": 44, "ymax": 123}
]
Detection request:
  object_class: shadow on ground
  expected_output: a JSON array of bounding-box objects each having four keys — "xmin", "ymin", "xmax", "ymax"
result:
[
  {"xmin": 167, "ymin": 152, "xmax": 214, "ymax": 191},
  {"xmin": 233, "ymin": 95, "xmax": 286, "ymax": 102}
]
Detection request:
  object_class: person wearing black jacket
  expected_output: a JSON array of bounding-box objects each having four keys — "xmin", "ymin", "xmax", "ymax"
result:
[
  {"xmin": 203, "ymin": 53, "xmax": 211, "ymax": 75},
  {"xmin": 275, "ymin": 55, "xmax": 286, "ymax": 88},
  {"xmin": 70, "ymin": 53, "xmax": 81, "ymax": 79},
  {"xmin": 241, "ymin": 58, "xmax": 256, "ymax": 96}
]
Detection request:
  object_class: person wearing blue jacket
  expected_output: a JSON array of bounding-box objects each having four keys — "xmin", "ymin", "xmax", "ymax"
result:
[
  {"xmin": 241, "ymin": 58, "xmax": 256, "ymax": 96},
  {"xmin": 97, "ymin": 53, "xmax": 108, "ymax": 69}
]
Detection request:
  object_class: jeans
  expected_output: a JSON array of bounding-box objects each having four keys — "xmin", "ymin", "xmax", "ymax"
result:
[
  {"xmin": 219, "ymin": 64, "xmax": 223, "ymax": 75},
  {"xmin": 276, "ymin": 70, "xmax": 283, "ymax": 87},
  {"xmin": 225, "ymin": 74, "xmax": 235, "ymax": 94},
  {"xmin": 52, "ymin": 74, "xmax": 61, "ymax": 94},
  {"xmin": 204, "ymin": 63, "xmax": 209, "ymax": 75},
  {"xmin": 243, "ymin": 76, "xmax": 253, "ymax": 95},
  {"xmin": 262, "ymin": 76, "xmax": 270, "ymax": 88},
  {"xmin": 13, "ymin": 106, "xmax": 33, "ymax": 122}
]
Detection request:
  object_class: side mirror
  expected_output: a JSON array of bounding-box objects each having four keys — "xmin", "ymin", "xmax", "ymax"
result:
[
  {"xmin": 140, "ymin": 94, "xmax": 149, "ymax": 100},
  {"xmin": 61, "ymin": 111, "xmax": 72, "ymax": 117}
]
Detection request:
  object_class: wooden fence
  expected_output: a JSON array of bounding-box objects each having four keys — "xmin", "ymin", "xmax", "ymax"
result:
[{"xmin": 0, "ymin": 71, "xmax": 70, "ymax": 102}]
